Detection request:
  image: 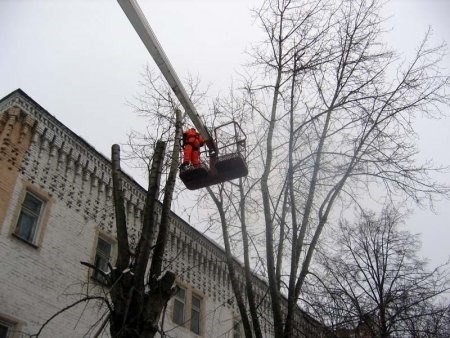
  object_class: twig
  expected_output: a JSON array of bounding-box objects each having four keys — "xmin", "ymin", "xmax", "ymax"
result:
[{"xmin": 31, "ymin": 296, "xmax": 107, "ymax": 337}]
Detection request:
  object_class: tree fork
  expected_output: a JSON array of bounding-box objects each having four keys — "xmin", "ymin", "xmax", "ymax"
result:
[
  {"xmin": 149, "ymin": 109, "xmax": 182, "ymax": 280},
  {"xmin": 134, "ymin": 140, "xmax": 166, "ymax": 292}
]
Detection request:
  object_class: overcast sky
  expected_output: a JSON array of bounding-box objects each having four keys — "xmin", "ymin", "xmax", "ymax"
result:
[{"xmin": 1, "ymin": 0, "xmax": 449, "ymax": 266}]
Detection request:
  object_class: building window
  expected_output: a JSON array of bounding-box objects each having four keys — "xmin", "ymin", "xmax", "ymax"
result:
[
  {"xmin": 190, "ymin": 294, "xmax": 201, "ymax": 334},
  {"xmin": 172, "ymin": 287, "xmax": 186, "ymax": 326},
  {"xmin": 0, "ymin": 318, "xmax": 16, "ymax": 338},
  {"xmin": 92, "ymin": 236, "xmax": 113, "ymax": 283},
  {"xmin": 14, "ymin": 191, "xmax": 45, "ymax": 244},
  {"xmin": 172, "ymin": 285, "xmax": 203, "ymax": 335}
]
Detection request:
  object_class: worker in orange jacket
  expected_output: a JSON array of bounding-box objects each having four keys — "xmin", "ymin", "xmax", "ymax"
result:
[{"xmin": 182, "ymin": 128, "xmax": 204, "ymax": 168}]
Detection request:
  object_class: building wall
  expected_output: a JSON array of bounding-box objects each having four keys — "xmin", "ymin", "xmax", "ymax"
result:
[
  {"xmin": 0, "ymin": 90, "xmax": 323, "ymax": 338},
  {"xmin": 0, "ymin": 90, "xmax": 271, "ymax": 338},
  {"xmin": 0, "ymin": 107, "xmax": 35, "ymax": 230}
]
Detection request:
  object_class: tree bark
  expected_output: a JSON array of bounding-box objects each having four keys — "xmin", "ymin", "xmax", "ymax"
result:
[
  {"xmin": 108, "ymin": 141, "xmax": 176, "ymax": 338},
  {"xmin": 239, "ymin": 177, "xmax": 263, "ymax": 338},
  {"xmin": 134, "ymin": 140, "xmax": 166, "ymax": 293},
  {"xmin": 207, "ymin": 186, "xmax": 254, "ymax": 338},
  {"xmin": 111, "ymin": 144, "xmax": 130, "ymax": 272},
  {"xmin": 149, "ymin": 109, "xmax": 182, "ymax": 279}
]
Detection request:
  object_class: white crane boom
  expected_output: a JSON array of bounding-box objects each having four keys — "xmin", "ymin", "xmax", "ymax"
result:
[{"xmin": 117, "ymin": 0, "xmax": 217, "ymax": 154}]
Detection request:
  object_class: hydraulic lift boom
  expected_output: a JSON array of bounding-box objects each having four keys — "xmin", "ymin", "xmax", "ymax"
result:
[
  {"xmin": 117, "ymin": 0, "xmax": 248, "ymax": 189},
  {"xmin": 117, "ymin": 0, "xmax": 217, "ymax": 157}
]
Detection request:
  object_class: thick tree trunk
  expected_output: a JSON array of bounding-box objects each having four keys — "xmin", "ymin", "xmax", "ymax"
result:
[
  {"xmin": 111, "ymin": 144, "xmax": 130, "ymax": 272},
  {"xmin": 262, "ymin": 58, "xmax": 284, "ymax": 338},
  {"xmin": 239, "ymin": 178, "xmax": 263, "ymax": 338},
  {"xmin": 142, "ymin": 271, "xmax": 177, "ymax": 338},
  {"xmin": 109, "ymin": 142, "xmax": 176, "ymax": 338},
  {"xmin": 207, "ymin": 186, "xmax": 254, "ymax": 338},
  {"xmin": 149, "ymin": 109, "xmax": 182, "ymax": 279}
]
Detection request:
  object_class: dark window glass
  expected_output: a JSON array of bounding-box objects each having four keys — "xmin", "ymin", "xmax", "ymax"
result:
[
  {"xmin": 15, "ymin": 192, "xmax": 43, "ymax": 243},
  {"xmin": 0, "ymin": 320, "xmax": 13, "ymax": 338},
  {"xmin": 192, "ymin": 295, "xmax": 200, "ymax": 309},
  {"xmin": 0, "ymin": 324, "xmax": 8, "ymax": 338},
  {"xmin": 190, "ymin": 295, "xmax": 201, "ymax": 334},
  {"xmin": 172, "ymin": 287, "xmax": 186, "ymax": 325},
  {"xmin": 93, "ymin": 237, "xmax": 112, "ymax": 283},
  {"xmin": 23, "ymin": 193, "xmax": 42, "ymax": 213}
]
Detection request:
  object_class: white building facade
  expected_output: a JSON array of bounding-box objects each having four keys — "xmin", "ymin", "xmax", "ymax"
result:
[{"xmin": 0, "ymin": 90, "xmax": 325, "ymax": 338}]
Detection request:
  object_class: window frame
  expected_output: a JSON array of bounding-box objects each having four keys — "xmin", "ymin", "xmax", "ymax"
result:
[
  {"xmin": 190, "ymin": 293, "xmax": 202, "ymax": 335},
  {"xmin": 10, "ymin": 183, "xmax": 51, "ymax": 248},
  {"xmin": 0, "ymin": 319, "xmax": 14, "ymax": 338},
  {"xmin": 172, "ymin": 286, "xmax": 186, "ymax": 326},
  {"xmin": 91, "ymin": 231, "xmax": 116, "ymax": 284},
  {"xmin": 14, "ymin": 191, "xmax": 44, "ymax": 243},
  {"xmin": 171, "ymin": 283, "xmax": 204, "ymax": 336},
  {"xmin": 0, "ymin": 314, "xmax": 21, "ymax": 338}
]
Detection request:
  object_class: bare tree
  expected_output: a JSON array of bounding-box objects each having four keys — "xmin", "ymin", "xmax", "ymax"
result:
[
  {"xmin": 304, "ymin": 206, "xmax": 449, "ymax": 338},
  {"xmin": 40, "ymin": 0, "xmax": 448, "ymax": 335},
  {"xmin": 33, "ymin": 67, "xmax": 186, "ymax": 337},
  {"xmin": 107, "ymin": 139, "xmax": 179, "ymax": 338},
  {"xmin": 402, "ymin": 301, "xmax": 450, "ymax": 338},
  {"xmin": 101, "ymin": 67, "xmax": 187, "ymax": 337},
  {"xmin": 32, "ymin": 135, "xmax": 181, "ymax": 337},
  {"xmin": 200, "ymin": 0, "xmax": 450, "ymax": 337}
]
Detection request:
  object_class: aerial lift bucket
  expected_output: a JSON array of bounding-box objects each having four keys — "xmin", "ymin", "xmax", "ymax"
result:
[
  {"xmin": 214, "ymin": 151, "xmax": 248, "ymax": 180},
  {"xmin": 117, "ymin": 1, "xmax": 247, "ymax": 190},
  {"xmin": 179, "ymin": 121, "xmax": 247, "ymax": 190}
]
